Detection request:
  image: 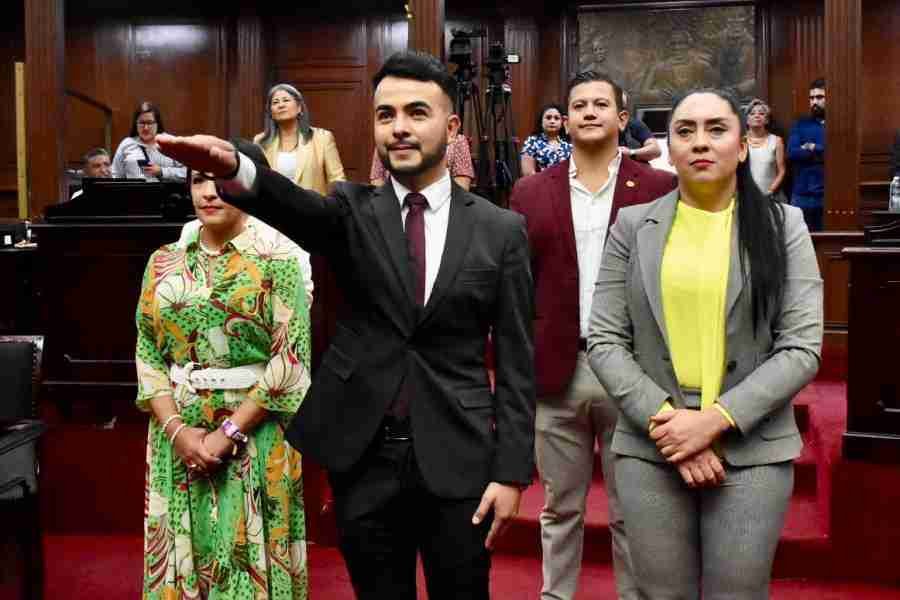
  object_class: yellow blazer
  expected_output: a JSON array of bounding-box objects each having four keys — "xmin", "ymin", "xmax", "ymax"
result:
[{"xmin": 254, "ymin": 127, "xmax": 346, "ymax": 195}]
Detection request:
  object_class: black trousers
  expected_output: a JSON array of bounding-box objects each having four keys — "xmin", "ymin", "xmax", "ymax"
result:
[{"xmin": 329, "ymin": 434, "xmax": 493, "ymax": 600}]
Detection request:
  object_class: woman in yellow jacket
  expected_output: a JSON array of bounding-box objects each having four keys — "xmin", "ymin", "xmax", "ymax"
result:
[{"xmin": 254, "ymin": 83, "xmax": 346, "ymax": 194}]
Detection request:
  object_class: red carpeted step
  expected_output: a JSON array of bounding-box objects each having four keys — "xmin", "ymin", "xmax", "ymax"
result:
[
  {"xmin": 36, "ymin": 535, "xmax": 900, "ymax": 599},
  {"xmin": 501, "ymin": 465, "xmax": 830, "ymax": 571}
]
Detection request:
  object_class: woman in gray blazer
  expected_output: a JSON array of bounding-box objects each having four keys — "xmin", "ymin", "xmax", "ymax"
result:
[{"xmin": 587, "ymin": 89, "xmax": 823, "ymax": 599}]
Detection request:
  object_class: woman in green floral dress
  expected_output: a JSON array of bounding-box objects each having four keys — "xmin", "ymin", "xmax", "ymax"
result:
[{"xmin": 135, "ymin": 167, "xmax": 311, "ymax": 599}]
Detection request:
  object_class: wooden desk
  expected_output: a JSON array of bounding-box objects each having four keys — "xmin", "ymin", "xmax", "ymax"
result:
[{"xmin": 842, "ymin": 246, "xmax": 900, "ymax": 462}]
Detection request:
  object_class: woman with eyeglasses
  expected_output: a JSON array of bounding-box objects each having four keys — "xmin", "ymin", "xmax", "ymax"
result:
[{"xmin": 111, "ymin": 101, "xmax": 186, "ymax": 181}]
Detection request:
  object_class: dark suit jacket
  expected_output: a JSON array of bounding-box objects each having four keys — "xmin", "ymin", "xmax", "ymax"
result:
[
  {"xmin": 509, "ymin": 157, "xmax": 676, "ymax": 397},
  {"xmin": 224, "ymin": 154, "xmax": 536, "ymax": 499}
]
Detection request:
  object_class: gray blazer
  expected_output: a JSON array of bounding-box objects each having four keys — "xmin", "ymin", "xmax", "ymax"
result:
[{"xmin": 587, "ymin": 190, "xmax": 823, "ymax": 466}]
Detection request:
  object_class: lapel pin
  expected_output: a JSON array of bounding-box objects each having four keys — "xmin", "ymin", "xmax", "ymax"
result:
[{"xmin": 625, "ymin": 180, "xmax": 636, "ymax": 188}]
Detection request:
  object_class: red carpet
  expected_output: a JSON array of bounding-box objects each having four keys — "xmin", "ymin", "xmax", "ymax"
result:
[
  {"xmin": 7, "ymin": 380, "xmax": 900, "ymax": 597},
  {"xmin": 0, "ymin": 535, "xmax": 895, "ymax": 599}
]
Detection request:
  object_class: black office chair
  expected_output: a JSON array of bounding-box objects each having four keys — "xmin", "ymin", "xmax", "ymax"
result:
[{"xmin": 0, "ymin": 336, "xmax": 45, "ymax": 600}]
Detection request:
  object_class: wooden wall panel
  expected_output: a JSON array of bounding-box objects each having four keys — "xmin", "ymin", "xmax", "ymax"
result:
[
  {"xmin": 227, "ymin": 15, "xmax": 266, "ymax": 140},
  {"xmin": 824, "ymin": 0, "xmax": 861, "ymax": 230},
  {"xmin": 65, "ymin": 17, "xmax": 229, "ymax": 174},
  {"xmin": 409, "ymin": 0, "xmax": 446, "ymax": 57},
  {"xmin": 26, "ymin": 0, "xmax": 65, "ymax": 216},
  {"xmin": 506, "ymin": 17, "xmax": 540, "ymax": 146},
  {"xmin": 857, "ymin": 0, "xmax": 900, "ymax": 213},
  {"xmin": 0, "ymin": 4, "xmax": 24, "ymax": 217},
  {"xmin": 812, "ymin": 231, "xmax": 865, "ymax": 379},
  {"xmin": 765, "ymin": 0, "xmax": 824, "ymax": 138},
  {"xmin": 273, "ymin": 19, "xmax": 367, "ymax": 68}
]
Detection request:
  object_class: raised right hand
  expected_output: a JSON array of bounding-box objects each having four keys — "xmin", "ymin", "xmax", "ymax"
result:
[
  {"xmin": 172, "ymin": 426, "xmax": 222, "ymax": 473},
  {"xmin": 157, "ymin": 133, "xmax": 237, "ymax": 178}
]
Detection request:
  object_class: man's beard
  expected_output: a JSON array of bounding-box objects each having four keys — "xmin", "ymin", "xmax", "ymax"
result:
[
  {"xmin": 811, "ymin": 105, "xmax": 825, "ymax": 118},
  {"xmin": 378, "ymin": 142, "xmax": 447, "ymax": 178}
]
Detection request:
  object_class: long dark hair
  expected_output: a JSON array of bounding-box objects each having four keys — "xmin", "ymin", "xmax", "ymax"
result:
[
  {"xmin": 533, "ymin": 103, "xmax": 568, "ymax": 141},
  {"xmin": 669, "ymin": 88, "xmax": 787, "ymax": 333},
  {"xmin": 128, "ymin": 101, "xmax": 166, "ymax": 138},
  {"xmin": 257, "ymin": 83, "xmax": 313, "ymax": 148}
]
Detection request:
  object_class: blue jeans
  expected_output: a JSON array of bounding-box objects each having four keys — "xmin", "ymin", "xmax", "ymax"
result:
[{"xmin": 791, "ymin": 194, "xmax": 824, "ymax": 231}]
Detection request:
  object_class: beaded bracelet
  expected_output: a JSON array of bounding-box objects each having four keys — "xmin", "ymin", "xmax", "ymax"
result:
[{"xmin": 169, "ymin": 422, "xmax": 188, "ymax": 445}]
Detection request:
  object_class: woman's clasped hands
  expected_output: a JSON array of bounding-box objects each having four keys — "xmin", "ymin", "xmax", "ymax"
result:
[
  {"xmin": 170, "ymin": 425, "xmax": 235, "ymax": 475},
  {"xmin": 649, "ymin": 408, "xmax": 732, "ymax": 488}
]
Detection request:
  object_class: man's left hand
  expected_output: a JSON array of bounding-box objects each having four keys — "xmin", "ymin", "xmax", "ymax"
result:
[
  {"xmin": 649, "ymin": 408, "xmax": 731, "ymax": 463},
  {"xmin": 472, "ymin": 482, "xmax": 522, "ymax": 550},
  {"xmin": 157, "ymin": 133, "xmax": 237, "ymax": 177}
]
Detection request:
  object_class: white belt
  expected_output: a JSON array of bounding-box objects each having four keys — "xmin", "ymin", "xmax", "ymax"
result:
[{"xmin": 169, "ymin": 362, "xmax": 266, "ymax": 392}]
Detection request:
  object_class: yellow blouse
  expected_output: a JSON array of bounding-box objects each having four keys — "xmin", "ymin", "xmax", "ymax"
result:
[{"xmin": 660, "ymin": 198, "xmax": 735, "ymax": 417}]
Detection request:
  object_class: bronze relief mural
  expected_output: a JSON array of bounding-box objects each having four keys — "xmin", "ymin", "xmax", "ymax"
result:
[{"xmin": 578, "ymin": 6, "xmax": 756, "ymax": 108}]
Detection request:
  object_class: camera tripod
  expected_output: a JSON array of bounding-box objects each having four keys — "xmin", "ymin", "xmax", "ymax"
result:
[{"xmin": 455, "ymin": 75, "xmax": 520, "ymax": 206}]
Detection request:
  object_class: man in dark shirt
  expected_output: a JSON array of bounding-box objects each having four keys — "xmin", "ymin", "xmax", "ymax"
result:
[
  {"xmin": 617, "ymin": 90, "xmax": 661, "ymax": 163},
  {"xmin": 788, "ymin": 78, "xmax": 826, "ymax": 231}
]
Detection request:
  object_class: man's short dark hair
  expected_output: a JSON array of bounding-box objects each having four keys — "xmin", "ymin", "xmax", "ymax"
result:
[
  {"xmin": 566, "ymin": 71, "xmax": 625, "ymax": 111},
  {"xmin": 82, "ymin": 147, "xmax": 109, "ymax": 164},
  {"xmin": 372, "ymin": 51, "xmax": 458, "ymax": 109},
  {"xmin": 810, "ymin": 77, "xmax": 826, "ymax": 90}
]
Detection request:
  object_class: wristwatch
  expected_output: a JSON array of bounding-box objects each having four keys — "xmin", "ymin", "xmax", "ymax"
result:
[
  {"xmin": 628, "ymin": 148, "xmax": 636, "ymax": 159},
  {"xmin": 220, "ymin": 418, "xmax": 249, "ymax": 445}
]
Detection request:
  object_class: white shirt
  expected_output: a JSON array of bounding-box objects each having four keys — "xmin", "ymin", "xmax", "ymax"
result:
[
  {"xmin": 275, "ymin": 151, "xmax": 299, "ymax": 180},
  {"xmin": 390, "ymin": 172, "xmax": 452, "ymax": 304},
  {"xmin": 110, "ymin": 137, "xmax": 187, "ymax": 181},
  {"xmin": 221, "ymin": 154, "xmax": 452, "ymax": 305},
  {"xmin": 569, "ymin": 152, "xmax": 622, "ymax": 337}
]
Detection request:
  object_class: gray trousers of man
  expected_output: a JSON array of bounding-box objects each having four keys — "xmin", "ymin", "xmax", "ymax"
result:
[
  {"xmin": 615, "ymin": 455, "xmax": 794, "ymax": 600},
  {"xmin": 536, "ymin": 351, "xmax": 637, "ymax": 600}
]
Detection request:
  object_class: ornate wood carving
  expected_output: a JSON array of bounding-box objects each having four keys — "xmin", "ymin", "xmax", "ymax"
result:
[
  {"xmin": 577, "ymin": 5, "xmax": 756, "ymax": 107},
  {"xmin": 408, "ymin": 0, "xmax": 445, "ymax": 58},
  {"xmin": 25, "ymin": 0, "xmax": 65, "ymax": 217},
  {"xmin": 824, "ymin": 0, "xmax": 861, "ymax": 230}
]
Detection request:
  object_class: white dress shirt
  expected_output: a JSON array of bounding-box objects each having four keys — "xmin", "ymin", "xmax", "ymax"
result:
[
  {"xmin": 390, "ymin": 172, "xmax": 452, "ymax": 304},
  {"xmin": 569, "ymin": 152, "xmax": 622, "ymax": 338},
  {"xmin": 221, "ymin": 154, "xmax": 452, "ymax": 305},
  {"xmin": 111, "ymin": 137, "xmax": 187, "ymax": 181}
]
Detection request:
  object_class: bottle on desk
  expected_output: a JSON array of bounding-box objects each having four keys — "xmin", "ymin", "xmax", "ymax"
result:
[{"xmin": 890, "ymin": 176, "xmax": 900, "ymax": 213}]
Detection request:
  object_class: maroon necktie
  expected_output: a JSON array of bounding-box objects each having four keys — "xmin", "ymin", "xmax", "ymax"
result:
[
  {"xmin": 387, "ymin": 193, "xmax": 428, "ymax": 421},
  {"xmin": 404, "ymin": 193, "xmax": 428, "ymax": 306}
]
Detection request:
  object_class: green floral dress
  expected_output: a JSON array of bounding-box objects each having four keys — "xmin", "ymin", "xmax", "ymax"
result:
[{"xmin": 135, "ymin": 219, "xmax": 311, "ymax": 599}]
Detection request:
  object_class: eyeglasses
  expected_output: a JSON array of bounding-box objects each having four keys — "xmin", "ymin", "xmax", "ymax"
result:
[{"xmin": 137, "ymin": 121, "xmax": 157, "ymax": 128}]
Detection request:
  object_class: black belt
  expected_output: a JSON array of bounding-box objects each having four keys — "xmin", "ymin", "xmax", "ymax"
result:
[
  {"xmin": 381, "ymin": 416, "xmax": 412, "ymax": 442},
  {"xmin": 578, "ymin": 338, "xmax": 587, "ymax": 352}
]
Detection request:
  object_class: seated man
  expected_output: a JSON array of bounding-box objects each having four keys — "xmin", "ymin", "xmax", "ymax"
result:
[
  {"xmin": 71, "ymin": 148, "xmax": 112, "ymax": 200},
  {"xmin": 617, "ymin": 91, "xmax": 661, "ymax": 163}
]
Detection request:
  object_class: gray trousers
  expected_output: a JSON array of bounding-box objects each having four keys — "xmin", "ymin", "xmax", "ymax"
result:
[
  {"xmin": 615, "ymin": 456, "xmax": 794, "ymax": 600},
  {"xmin": 536, "ymin": 352, "xmax": 637, "ymax": 600}
]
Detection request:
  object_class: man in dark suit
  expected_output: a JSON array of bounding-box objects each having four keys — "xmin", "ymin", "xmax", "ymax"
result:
[
  {"xmin": 158, "ymin": 51, "xmax": 535, "ymax": 600},
  {"xmin": 510, "ymin": 72, "xmax": 675, "ymax": 600}
]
